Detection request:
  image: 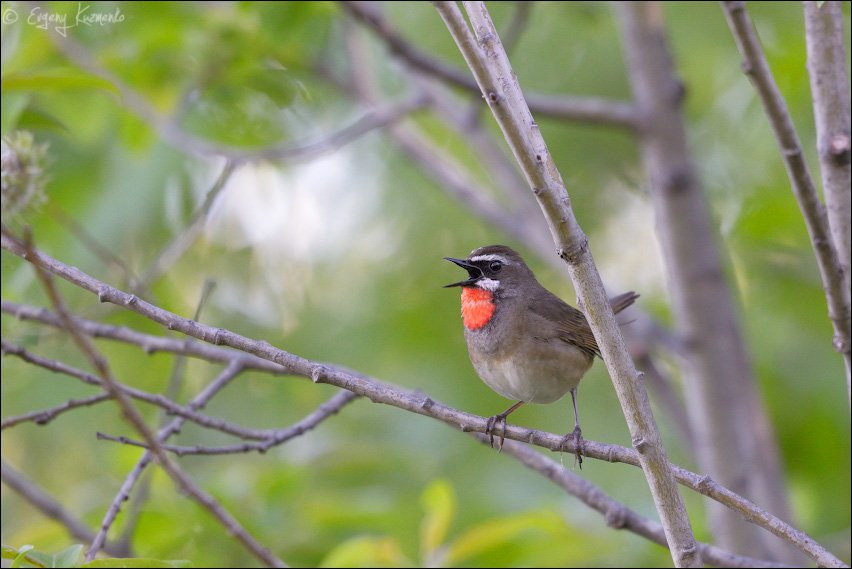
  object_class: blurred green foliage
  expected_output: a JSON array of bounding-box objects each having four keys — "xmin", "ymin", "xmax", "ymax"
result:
[{"xmin": 1, "ymin": 1, "xmax": 850, "ymax": 567}]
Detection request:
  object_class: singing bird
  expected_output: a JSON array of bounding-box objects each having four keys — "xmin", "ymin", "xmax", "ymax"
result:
[{"xmin": 445, "ymin": 245, "xmax": 638, "ymax": 465}]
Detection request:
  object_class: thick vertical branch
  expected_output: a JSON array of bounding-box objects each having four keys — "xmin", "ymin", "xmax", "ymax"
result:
[
  {"xmin": 804, "ymin": 0, "xmax": 852, "ymax": 404},
  {"xmin": 617, "ymin": 2, "xmax": 798, "ymax": 562},
  {"xmin": 433, "ymin": 2, "xmax": 701, "ymax": 566},
  {"xmin": 722, "ymin": 0, "xmax": 851, "ymax": 399}
]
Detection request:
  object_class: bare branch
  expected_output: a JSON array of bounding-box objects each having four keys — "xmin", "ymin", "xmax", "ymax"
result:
[
  {"xmin": 340, "ymin": 22, "xmax": 695, "ymax": 448},
  {"xmin": 1, "ymin": 300, "xmax": 286, "ymax": 374},
  {"xmin": 722, "ymin": 0, "xmax": 851, "ymax": 393},
  {"xmin": 161, "ymin": 280, "xmax": 218, "ymax": 410},
  {"xmin": 432, "ymin": 2, "xmax": 700, "ymax": 565},
  {"xmin": 98, "ymin": 390, "xmax": 359, "ymax": 456},
  {"xmin": 117, "ymin": 279, "xmax": 219, "ymax": 552},
  {"xmin": 1, "ymin": 233, "xmax": 845, "ymax": 567},
  {"xmin": 1, "ymin": 392, "xmax": 111, "ymax": 429},
  {"xmin": 0, "ymin": 240, "xmax": 284, "ymax": 569},
  {"xmin": 499, "ymin": 1, "xmax": 534, "ymax": 57},
  {"xmin": 136, "ymin": 162, "xmax": 236, "ymax": 293},
  {"xmin": 631, "ymin": 352, "xmax": 694, "ymax": 449},
  {"xmin": 16, "ymin": 234, "xmax": 271, "ymax": 565},
  {"xmin": 339, "ymin": 1, "xmax": 638, "ymax": 129},
  {"xmin": 804, "ymin": 0, "xmax": 852, "ymax": 404},
  {"xmin": 1, "ymin": 340, "xmax": 272, "ymax": 440},
  {"xmin": 88, "ymin": 362, "xmax": 247, "ymax": 561},
  {"xmin": 619, "ymin": 3, "xmax": 796, "ymax": 560},
  {"xmin": 5, "ymin": 298, "xmax": 693, "ymax": 455},
  {"xmin": 47, "ymin": 204, "xmax": 141, "ymax": 289},
  {"xmin": 804, "ymin": 0, "xmax": 851, "ymax": 285},
  {"xmin": 0, "ymin": 459, "xmax": 125, "ymax": 557},
  {"xmin": 486, "ymin": 438, "xmax": 794, "ymax": 569},
  {"xmin": 44, "ymin": 27, "xmax": 423, "ymax": 163}
]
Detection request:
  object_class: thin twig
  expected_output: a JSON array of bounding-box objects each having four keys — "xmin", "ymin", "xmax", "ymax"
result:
[
  {"xmin": 2, "ymin": 233, "xmax": 844, "ymax": 567},
  {"xmin": 433, "ymin": 2, "xmax": 700, "ymax": 565},
  {"xmin": 339, "ymin": 1, "xmax": 638, "ymax": 129},
  {"xmin": 1, "ymin": 300, "xmax": 286, "ymax": 374},
  {"xmin": 22, "ymin": 228, "xmax": 272, "ymax": 564},
  {"xmin": 46, "ymin": 25, "xmax": 425, "ymax": 163},
  {"xmin": 1, "ymin": 340, "xmax": 274, "ymax": 441},
  {"xmin": 483, "ymin": 437, "xmax": 794, "ymax": 569},
  {"xmin": 722, "ymin": 0, "xmax": 851, "ymax": 392},
  {"xmin": 339, "ymin": 22, "xmax": 548, "ymax": 251},
  {"xmin": 98, "ymin": 390, "xmax": 359, "ymax": 456},
  {"xmin": 500, "ymin": 1, "xmax": 534, "ymax": 57},
  {"xmin": 88, "ymin": 362, "xmax": 248, "ymax": 563},
  {"xmin": 5, "ymin": 297, "xmax": 693, "ymax": 453},
  {"xmin": 0, "ymin": 460, "xmax": 125, "ymax": 557},
  {"xmin": 47, "ymin": 203, "xmax": 141, "ymax": 290},
  {"xmin": 162, "ymin": 279, "xmax": 218, "ymax": 415},
  {"xmin": 13, "ymin": 230, "xmax": 284, "ymax": 565},
  {"xmin": 1, "ymin": 392, "xmax": 111, "ymax": 429},
  {"xmin": 116, "ymin": 279, "xmax": 218, "ymax": 553},
  {"xmin": 136, "ymin": 160, "xmax": 236, "ymax": 292},
  {"xmin": 632, "ymin": 352, "xmax": 694, "ymax": 450}
]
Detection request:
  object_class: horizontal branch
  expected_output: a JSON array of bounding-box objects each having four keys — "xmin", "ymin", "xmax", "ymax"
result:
[
  {"xmin": 1, "ymin": 300, "xmax": 286, "ymax": 374},
  {"xmin": 4, "ymin": 307, "xmax": 780, "ymax": 569},
  {"xmin": 0, "ymin": 340, "xmax": 275, "ymax": 441},
  {"xmin": 1, "ymin": 392, "xmax": 111, "ymax": 429},
  {"xmin": 97, "ymin": 389, "xmax": 359, "ymax": 456},
  {"xmin": 339, "ymin": 1, "xmax": 638, "ymax": 129},
  {"xmin": 1, "ymin": 233, "xmax": 845, "ymax": 567},
  {"xmin": 484, "ymin": 436, "xmax": 794, "ymax": 569}
]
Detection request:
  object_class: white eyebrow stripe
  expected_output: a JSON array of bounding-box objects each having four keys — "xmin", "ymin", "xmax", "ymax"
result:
[{"xmin": 469, "ymin": 254, "xmax": 512, "ymax": 264}]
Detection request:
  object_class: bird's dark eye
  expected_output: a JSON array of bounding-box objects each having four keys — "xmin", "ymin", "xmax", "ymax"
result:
[{"xmin": 488, "ymin": 261, "xmax": 503, "ymax": 272}]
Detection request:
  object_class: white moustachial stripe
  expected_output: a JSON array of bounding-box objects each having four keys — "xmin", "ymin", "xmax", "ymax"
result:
[{"xmin": 476, "ymin": 278, "xmax": 500, "ymax": 291}]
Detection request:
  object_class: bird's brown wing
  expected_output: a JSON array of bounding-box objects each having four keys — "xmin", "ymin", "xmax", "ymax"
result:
[{"xmin": 526, "ymin": 290, "xmax": 639, "ymax": 360}]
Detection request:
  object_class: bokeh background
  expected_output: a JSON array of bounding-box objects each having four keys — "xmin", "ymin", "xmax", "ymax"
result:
[{"xmin": 1, "ymin": 1, "xmax": 850, "ymax": 566}]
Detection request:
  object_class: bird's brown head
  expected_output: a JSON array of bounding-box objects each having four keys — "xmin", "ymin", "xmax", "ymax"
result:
[{"xmin": 443, "ymin": 245, "xmax": 535, "ymax": 330}]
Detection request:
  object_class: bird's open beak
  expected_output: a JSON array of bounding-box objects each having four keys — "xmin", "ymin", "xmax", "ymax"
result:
[{"xmin": 443, "ymin": 257, "xmax": 482, "ymax": 288}]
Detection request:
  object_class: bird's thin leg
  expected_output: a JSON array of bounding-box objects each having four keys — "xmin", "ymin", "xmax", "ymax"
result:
[
  {"xmin": 485, "ymin": 401, "xmax": 525, "ymax": 451},
  {"xmin": 559, "ymin": 388, "xmax": 585, "ymax": 468}
]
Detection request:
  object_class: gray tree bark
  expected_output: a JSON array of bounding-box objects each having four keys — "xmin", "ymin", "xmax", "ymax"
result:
[{"xmin": 617, "ymin": 2, "xmax": 800, "ymax": 563}]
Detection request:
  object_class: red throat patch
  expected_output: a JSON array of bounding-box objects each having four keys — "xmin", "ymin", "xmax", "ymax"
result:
[{"xmin": 460, "ymin": 287, "xmax": 495, "ymax": 330}]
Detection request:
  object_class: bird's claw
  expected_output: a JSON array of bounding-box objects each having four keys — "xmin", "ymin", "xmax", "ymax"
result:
[
  {"xmin": 485, "ymin": 414, "xmax": 507, "ymax": 452},
  {"xmin": 559, "ymin": 426, "xmax": 585, "ymax": 469}
]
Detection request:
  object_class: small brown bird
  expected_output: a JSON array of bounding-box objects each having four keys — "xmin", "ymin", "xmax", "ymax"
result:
[{"xmin": 444, "ymin": 244, "xmax": 638, "ymax": 465}]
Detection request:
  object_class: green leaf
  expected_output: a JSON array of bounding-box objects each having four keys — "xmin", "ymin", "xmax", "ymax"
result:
[
  {"xmin": 4, "ymin": 545, "xmax": 38, "ymax": 569},
  {"xmin": 318, "ymin": 536, "xmax": 413, "ymax": 568},
  {"xmin": 82, "ymin": 559, "xmax": 192, "ymax": 568},
  {"xmin": 17, "ymin": 547, "xmax": 50, "ymax": 568},
  {"xmin": 419, "ymin": 478, "xmax": 456, "ymax": 564},
  {"xmin": 1, "ymin": 69, "xmax": 120, "ymax": 97},
  {"xmin": 0, "ymin": 91, "xmax": 30, "ymax": 134},
  {"xmin": 16, "ymin": 106, "xmax": 70, "ymax": 134},
  {"xmin": 444, "ymin": 510, "xmax": 565, "ymax": 566},
  {"xmin": 53, "ymin": 544, "xmax": 84, "ymax": 568}
]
